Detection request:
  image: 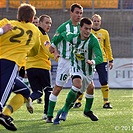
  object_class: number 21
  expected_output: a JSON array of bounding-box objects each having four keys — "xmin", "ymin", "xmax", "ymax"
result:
[{"xmin": 10, "ymin": 26, "xmax": 33, "ymax": 45}]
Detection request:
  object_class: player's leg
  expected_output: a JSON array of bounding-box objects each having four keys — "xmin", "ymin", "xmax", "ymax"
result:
[
  {"xmin": 73, "ymin": 93, "xmax": 83, "ymax": 108},
  {"xmin": 43, "ymin": 86, "xmax": 53, "ymax": 119},
  {"xmin": 3, "ymin": 76, "xmax": 31, "ymax": 115},
  {"xmin": 27, "ymin": 68, "xmax": 46, "ymax": 114},
  {"xmin": 39, "ymin": 70, "xmax": 53, "ymax": 120},
  {"xmin": 83, "ymin": 81, "xmax": 98, "ymax": 121},
  {"xmin": 59, "ymin": 75, "xmax": 82, "ymax": 121},
  {"xmin": 46, "ymin": 58, "xmax": 70, "ymax": 123},
  {"xmin": 0, "ymin": 59, "xmax": 18, "ymax": 131},
  {"xmin": 96, "ymin": 62, "xmax": 112, "ymax": 109},
  {"xmin": 37, "ymin": 97, "xmax": 42, "ymax": 104},
  {"xmin": 46, "ymin": 85, "xmax": 62, "ymax": 123}
]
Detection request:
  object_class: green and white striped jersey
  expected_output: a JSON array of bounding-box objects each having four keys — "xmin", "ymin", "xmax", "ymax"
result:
[
  {"xmin": 51, "ymin": 19, "xmax": 80, "ymax": 59},
  {"xmin": 61, "ymin": 32, "xmax": 103, "ymax": 75}
]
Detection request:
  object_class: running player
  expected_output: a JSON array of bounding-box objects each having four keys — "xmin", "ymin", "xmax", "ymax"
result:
[
  {"xmin": 73, "ymin": 14, "xmax": 113, "ymax": 109},
  {"xmin": 46, "ymin": 3, "xmax": 83, "ymax": 123},
  {"xmin": 26, "ymin": 14, "xmax": 54, "ymax": 119},
  {"xmin": 0, "ymin": 3, "xmax": 41, "ymax": 131},
  {"xmin": 53, "ymin": 17, "xmax": 103, "ymax": 124}
]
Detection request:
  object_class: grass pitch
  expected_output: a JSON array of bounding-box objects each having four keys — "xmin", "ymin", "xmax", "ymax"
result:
[{"xmin": 0, "ymin": 89, "xmax": 132, "ymax": 133}]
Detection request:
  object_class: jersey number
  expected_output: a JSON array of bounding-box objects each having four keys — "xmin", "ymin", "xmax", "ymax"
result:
[
  {"xmin": 10, "ymin": 26, "xmax": 33, "ymax": 45},
  {"xmin": 60, "ymin": 74, "xmax": 68, "ymax": 81}
]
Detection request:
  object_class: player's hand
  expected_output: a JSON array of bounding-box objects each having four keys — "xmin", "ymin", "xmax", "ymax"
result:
[
  {"xmin": 54, "ymin": 49, "xmax": 60, "ymax": 61},
  {"xmin": 86, "ymin": 60, "xmax": 93, "ymax": 65},
  {"xmin": 109, "ymin": 62, "xmax": 113, "ymax": 70},
  {"xmin": 49, "ymin": 46, "xmax": 55, "ymax": 53},
  {"xmin": 2, "ymin": 24, "xmax": 13, "ymax": 33}
]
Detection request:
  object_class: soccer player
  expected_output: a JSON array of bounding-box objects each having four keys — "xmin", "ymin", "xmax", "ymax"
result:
[
  {"xmin": 32, "ymin": 16, "xmax": 43, "ymax": 104},
  {"xmin": 0, "ymin": 3, "xmax": 41, "ymax": 131},
  {"xmin": 26, "ymin": 14, "xmax": 54, "ymax": 119},
  {"xmin": 53, "ymin": 17, "xmax": 103, "ymax": 124},
  {"xmin": 46, "ymin": 3, "xmax": 83, "ymax": 123},
  {"xmin": 73, "ymin": 14, "xmax": 114, "ymax": 109},
  {"xmin": 32, "ymin": 16, "xmax": 39, "ymax": 27}
]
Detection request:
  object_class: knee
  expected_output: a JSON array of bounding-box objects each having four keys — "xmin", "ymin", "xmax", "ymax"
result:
[
  {"xmin": 52, "ymin": 85, "xmax": 62, "ymax": 96},
  {"xmin": 17, "ymin": 88, "xmax": 30, "ymax": 99},
  {"xmin": 100, "ymin": 81, "xmax": 108, "ymax": 86}
]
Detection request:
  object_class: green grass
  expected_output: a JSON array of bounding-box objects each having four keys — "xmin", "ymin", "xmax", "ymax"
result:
[{"xmin": 0, "ymin": 89, "xmax": 132, "ymax": 133}]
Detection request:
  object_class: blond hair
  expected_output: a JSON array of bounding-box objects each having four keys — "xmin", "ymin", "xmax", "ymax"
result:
[{"xmin": 92, "ymin": 14, "xmax": 101, "ymax": 21}]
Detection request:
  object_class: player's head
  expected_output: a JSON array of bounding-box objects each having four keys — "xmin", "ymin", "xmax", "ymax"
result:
[
  {"xmin": 80, "ymin": 17, "xmax": 93, "ymax": 39},
  {"xmin": 17, "ymin": 3, "xmax": 36, "ymax": 23},
  {"xmin": 33, "ymin": 16, "xmax": 39, "ymax": 27},
  {"xmin": 92, "ymin": 14, "xmax": 101, "ymax": 30},
  {"xmin": 39, "ymin": 14, "xmax": 52, "ymax": 33},
  {"xmin": 70, "ymin": 3, "xmax": 83, "ymax": 25}
]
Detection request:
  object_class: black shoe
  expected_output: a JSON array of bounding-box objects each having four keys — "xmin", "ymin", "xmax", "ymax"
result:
[
  {"xmin": 73, "ymin": 102, "xmax": 82, "ymax": 108},
  {"xmin": 103, "ymin": 102, "xmax": 112, "ymax": 109},
  {"xmin": 84, "ymin": 111, "xmax": 98, "ymax": 121},
  {"xmin": 0, "ymin": 113, "xmax": 17, "ymax": 131},
  {"xmin": 37, "ymin": 98, "xmax": 42, "ymax": 104},
  {"xmin": 46, "ymin": 116, "xmax": 53, "ymax": 123}
]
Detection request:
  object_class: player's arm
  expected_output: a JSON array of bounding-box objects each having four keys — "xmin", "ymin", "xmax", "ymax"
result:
[
  {"xmin": 49, "ymin": 32, "xmax": 63, "ymax": 54},
  {"xmin": 0, "ymin": 24, "xmax": 13, "ymax": 35},
  {"xmin": 0, "ymin": 18, "xmax": 13, "ymax": 35},
  {"xmin": 104, "ymin": 30, "xmax": 114, "ymax": 69},
  {"xmin": 61, "ymin": 31, "xmax": 78, "ymax": 43},
  {"xmin": 91, "ymin": 38, "xmax": 103, "ymax": 65}
]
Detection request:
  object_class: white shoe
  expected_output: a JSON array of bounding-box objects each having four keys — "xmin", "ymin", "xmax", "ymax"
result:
[
  {"xmin": 26, "ymin": 98, "xmax": 33, "ymax": 114},
  {"xmin": 42, "ymin": 114, "xmax": 47, "ymax": 120}
]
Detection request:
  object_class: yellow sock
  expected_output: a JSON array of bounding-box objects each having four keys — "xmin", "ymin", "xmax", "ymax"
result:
[
  {"xmin": 101, "ymin": 84, "xmax": 109, "ymax": 104},
  {"xmin": 77, "ymin": 93, "xmax": 84, "ymax": 103},
  {"xmin": 3, "ymin": 94, "xmax": 25, "ymax": 116}
]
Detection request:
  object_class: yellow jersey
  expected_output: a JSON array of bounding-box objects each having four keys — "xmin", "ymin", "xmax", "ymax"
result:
[
  {"xmin": 26, "ymin": 28, "xmax": 54, "ymax": 70},
  {"xmin": 92, "ymin": 28, "xmax": 113, "ymax": 62},
  {"xmin": 0, "ymin": 18, "xmax": 41, "ymax": 67}
]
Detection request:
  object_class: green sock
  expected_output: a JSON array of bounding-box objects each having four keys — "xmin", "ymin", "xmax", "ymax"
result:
[
  {"xmin": 47, "ymin": 100, "xmax": 56, "ymax": 117},
  {"xmin": 57, "ymin": 108, "xmax": 63, "ymax": 116},
  {"xmin": 84, "ymin": 98, "xmax": 94, "ymax": 112},
  {"xmin": 63, "ymin": 89, "xmax": 77, "ymax": 113}
]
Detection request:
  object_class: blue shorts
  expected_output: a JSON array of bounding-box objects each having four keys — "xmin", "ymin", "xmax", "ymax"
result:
[
  {"xmin": 13, "ymin": 76, "xmax": 30, "ymax": 99},
  {"xmin": 0, "ymin": 59, "xmax": 18, "ymax": 111},
  {"xmin": 96, "ymin": 62, "xmax": 108, "ymax": 85}
]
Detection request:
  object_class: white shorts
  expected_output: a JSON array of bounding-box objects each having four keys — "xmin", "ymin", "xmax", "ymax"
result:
[
  {"xmin": 55, "ymin": 58, "xmax": 71, "ymax": 86},
  {"xmin": 70, "ymin": 66, "xmax": 94, "ymax": 93}
]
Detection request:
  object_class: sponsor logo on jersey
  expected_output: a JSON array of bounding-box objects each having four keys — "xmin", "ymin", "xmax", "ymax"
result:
[{"xmin": 75, "ymin": 53, "xmax": 84, "ymax": 60}]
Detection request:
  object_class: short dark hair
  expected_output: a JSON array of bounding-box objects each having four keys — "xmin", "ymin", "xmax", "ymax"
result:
[
  {"xmin": 80, "ymin": 17, "xmax": 93, "ymax": 27},
  {"xmin": 17, "ymin": 3, "xmax": 36, "ymax": 22},
  {"xmin": 70, "ymin": 3, "xmax": 83, "ymax": 12},
  {"xmin": 39, "ymin": 14, "xmax": 51, "ymax": 23}
]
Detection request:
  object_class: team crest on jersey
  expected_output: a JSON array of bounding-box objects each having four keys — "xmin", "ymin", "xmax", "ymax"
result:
[
  {"xmin": 75, "ymin": 53, "xmax": 84, "ymax": 60},
  {"xmin": 98, "ymin": 33, "xmax": 102, "ymax": 36},
  {"xmin": 44, "ymin": 41, "xmax": 50, "ymax": 46}
]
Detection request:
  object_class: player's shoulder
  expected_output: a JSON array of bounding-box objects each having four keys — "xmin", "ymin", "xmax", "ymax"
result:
[
  {"xmin": 90, "ymin": 33, "xmax": 99, "ymax": 42},
  {"xmin": 90, "ymin": 32, "xmax": 97, "ymax": 38},
  {"xmin": 58, "ymin": 19, "xmax": 71, "ymax": 29},
  {"xmin": 0, "ymin": 18, "xmax": 10, "ymax": 26},
  {"xmin": 100, "ymin": 28, "xmax": 109, "ymax": 34}
]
